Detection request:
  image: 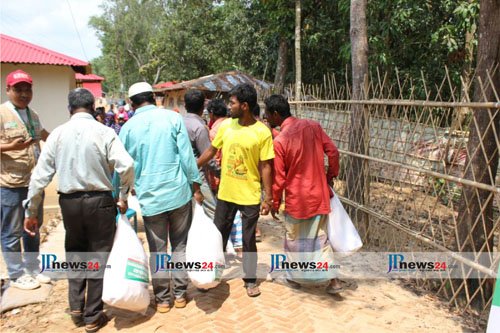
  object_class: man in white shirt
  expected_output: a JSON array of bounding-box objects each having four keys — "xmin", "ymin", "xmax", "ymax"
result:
[{"xmin": 23, "ymin": 88, "xmax": 134, "ymax": 332}]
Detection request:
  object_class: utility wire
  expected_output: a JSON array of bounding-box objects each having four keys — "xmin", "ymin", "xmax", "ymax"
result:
[{"xmin": 66, "ymin": 0, "xmax": 89, "ymax": 61}]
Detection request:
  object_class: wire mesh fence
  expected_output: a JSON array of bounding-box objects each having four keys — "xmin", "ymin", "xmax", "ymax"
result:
[{"xmin": 280, "ymin": 68, "xmax": 499, "ymax": 317}]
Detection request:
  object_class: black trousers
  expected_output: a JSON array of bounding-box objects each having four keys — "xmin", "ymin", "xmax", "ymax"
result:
[
  {"xmin": 214, "ymin": 199, "xmax": 260, "ymax": 284},
  {"xmin": 59, "ymin": 191, "xmax": 116, "ymax": 324}
]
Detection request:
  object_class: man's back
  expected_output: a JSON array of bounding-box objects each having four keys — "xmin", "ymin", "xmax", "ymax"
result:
[
  {"xmin": 25, "ymin": 106, "xmax": 134, "ymax": 228},
  {"xmin": 274, "ymin": 117, "xmax": 339, "ymax": 219},
  {"xmin": 118, "ymin": 105, "xmax": 200, "ymax": 216},
  {"xmin": 24, "ymin": 88, "xmax": 134, "ymax": 328},
  {"xmin": 183, "ymin": 113, "xmax": 210, "ymax": 158},
  {"xmin": 46, "ymin": 113, "xmax": 125, "ymax": 193}
]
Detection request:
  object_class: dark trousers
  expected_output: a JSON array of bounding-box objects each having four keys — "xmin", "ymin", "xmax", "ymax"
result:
[
  {"xmin": 59, "ymin": 192, "xmax": 116, "ymax": 324},
  {"xmin": 214, "ymin": 199, "xmax": 260, "ymax": 284},
  {"xmin": 143, "ymin": 201, "xmax": 192, "ymax": 303}
]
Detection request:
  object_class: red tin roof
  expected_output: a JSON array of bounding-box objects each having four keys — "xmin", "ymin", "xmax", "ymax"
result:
[
  {"xmin": 0, "ymin": 34, "xmax": 89, "ymax": 72},
  {"xmin": 75, "ymin": 73, "xmax": 104, "ymax": 81}
]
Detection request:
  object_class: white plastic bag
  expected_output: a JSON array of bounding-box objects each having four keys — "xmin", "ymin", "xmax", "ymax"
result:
[
  {"xmin": 186, "ymin": 203, "xmax": 225, "ymax": 289},
  {"xmin": 226, "ymin": 237, "xmax": 237, "ymax": 256},
  {"xmin": 127, "ymin": 195, "xmax": 141, "ymax": 215},
  {"xmin": 102, "ymin": 214, "xmax": 150, "ymax": 313},
  {"xmin": 328, "ymin": 190, "xmax": 363, "ymax": 252}
]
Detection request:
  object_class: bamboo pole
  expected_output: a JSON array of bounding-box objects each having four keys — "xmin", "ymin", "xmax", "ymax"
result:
[
  {"xmin": 338, "ymin": 195, "xmax": 498, "ymax": 278},
  {"xmin": 338, "ymin": 149, "xmax": 500, "ymax": 193},
  {"xmin": 289, "ymin": 99, "xmax": 500, "ymax": 109}
]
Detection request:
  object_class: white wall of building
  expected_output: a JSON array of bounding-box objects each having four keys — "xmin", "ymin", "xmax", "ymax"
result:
[{"xmin": 1, "ymin": 64, "xmax": 77, "ymax": 131}]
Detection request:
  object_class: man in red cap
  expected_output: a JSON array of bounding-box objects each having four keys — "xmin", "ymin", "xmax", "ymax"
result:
[{"xmin": 0, "ymin": 69, "xmax": 50, "ymax": 290}]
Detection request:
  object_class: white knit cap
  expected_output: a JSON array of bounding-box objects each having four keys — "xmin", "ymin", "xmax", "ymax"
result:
[{"xmin": 128, "ymin": 82, "xmax": 153, "ymax": 98}]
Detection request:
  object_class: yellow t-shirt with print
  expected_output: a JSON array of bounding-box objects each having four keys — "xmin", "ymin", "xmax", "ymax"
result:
[{"xmin": 212, "ymin": 118, "xmax": 274, "ymax": 205}]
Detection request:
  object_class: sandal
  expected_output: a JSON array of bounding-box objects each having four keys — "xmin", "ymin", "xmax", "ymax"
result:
[
  {"xmin": 66, "ymin": 309, "xmax": 84, "ymax": 327},
  {"xmin": 85, "ymin": 313, "xmax": 108, "ymax": 333},
  {"xmin": 338, "ymin": 279, "xmax": 358, "ymax": 291},
  {"xmin": 245, "ymin": 283, "xmax": 261, "ymax": 297},
  {"xmin": 174, "ymin": 297, "xmax": 187, "ymax": 308},
  {"xmin": 285, "ymin": 279, "xmax": 302, "ymax": 290},
  {"xmin": 326, "ymin": 281, "xmax": 344, "ymax": 295},
  {"xmin": 156, "ymin": 303, "xmax": 171, "ymax": 313}
]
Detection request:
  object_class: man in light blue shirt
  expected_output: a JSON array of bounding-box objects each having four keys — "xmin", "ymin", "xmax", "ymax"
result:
[{"xmin": 115, "ymin": 82, "xmax": 203, "ymax": 313}]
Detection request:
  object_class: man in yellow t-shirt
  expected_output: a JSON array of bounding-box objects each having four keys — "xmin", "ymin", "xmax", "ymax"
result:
[{"xmin": 198, "ymin": 83, "xmax": 274, "ymax": 297}]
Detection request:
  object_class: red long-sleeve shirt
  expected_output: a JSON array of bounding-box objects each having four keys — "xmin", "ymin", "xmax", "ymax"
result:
[{"xmin": 272, "ymin": 117, "xmax": 339, "ymax": 219}]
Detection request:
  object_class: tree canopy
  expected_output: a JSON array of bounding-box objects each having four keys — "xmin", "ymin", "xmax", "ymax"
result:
[{"xmin": 89, "ymin": 0, "xmax": 479, "ymax": 97}]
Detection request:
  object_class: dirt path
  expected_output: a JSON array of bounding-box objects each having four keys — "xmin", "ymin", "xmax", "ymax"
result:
[{"xmin": 1, "ymin": 214, "xmax": 480, "ymax": 332}]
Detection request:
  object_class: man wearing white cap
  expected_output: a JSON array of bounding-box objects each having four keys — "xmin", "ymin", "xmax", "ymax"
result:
[
  {"xmin": 0, "ymin": 69, "xmax": 50, "ymax": 290},
  {"xmin": 115, "ymin": 82, "xmax": 203, "ymax": 313}
]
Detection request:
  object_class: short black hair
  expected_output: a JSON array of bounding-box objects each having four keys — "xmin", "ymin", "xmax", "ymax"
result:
[
  {"xmin": 229, "ymin": 83, "xmax": 257, "ymax": 111},
  {"xmin": 68, "ymin": 88, "xmax": 95, "ymax": 112},
  {"xmin": 93, "ymin": 107, "xmax": 105, "ymax": 119},
  {"xmin": 130, "ymin": 91, "xmax": 155, "ymax": 106},
  {"xmin": 184, "ymin": 90, "xmax": 205, "ymax": 114},
  {"xmin": 207, "ymin": 99, "xmax": 228, "ymax": 117},
  {"xmin": 264, "ymin": 94, "xmax": 291, "ymax": 118}
]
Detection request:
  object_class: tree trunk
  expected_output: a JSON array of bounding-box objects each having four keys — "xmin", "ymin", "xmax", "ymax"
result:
[
  {"xmin": 452, "ymin": 0, "xmax": 477, "ymax": 132},
  {"xmin": 274, "ymin": 36, "xmax": 288, "ymax": 94},
  {"xmin": 347, "ymin": 0, "xmax": 370, "ymax": 240},
  {"xmin": 455, "ymin": 0, "xmax": 500, "ymax": 309},
  {"xmin": 295, "ymin": 0, "xmax": 302, "ymax": 101},
  {"xmin": 153, "ymin": 64, "xmax": 166, "ymax": 85}
]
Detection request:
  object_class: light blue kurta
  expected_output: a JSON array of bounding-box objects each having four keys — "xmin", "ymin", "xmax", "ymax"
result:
[{"xmin": 115, "ymin": 105, "xmax": 201, "ymax": 217}]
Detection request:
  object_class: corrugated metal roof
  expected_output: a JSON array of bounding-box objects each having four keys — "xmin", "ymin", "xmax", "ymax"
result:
[
  {"xmin": 153, "ymin": 81, "xmax": 177, "ymax": 89},
  {"xmin": 75, "ymin": 73, "xmax": 104, "ymax": 81},
  {"xmin": 0, "ymin": 34, "xmax": 89, "ymax": 69},
  {"xmin": 154, "ymin": 70, "xmax": 272, "ymax": 92}
]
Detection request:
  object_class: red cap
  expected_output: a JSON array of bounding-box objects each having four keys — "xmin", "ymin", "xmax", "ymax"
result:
[{"xmin": 6, "ymin": 70, "xmax": 33, "ymax": 87}]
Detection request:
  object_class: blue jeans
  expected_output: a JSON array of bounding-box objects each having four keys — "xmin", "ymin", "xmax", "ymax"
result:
[{"xmin": 1, "ymin": 187, "xmax": 44, "ymax": 279}]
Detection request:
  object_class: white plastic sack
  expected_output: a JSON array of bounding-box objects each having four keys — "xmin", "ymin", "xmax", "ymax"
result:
[
  {"xmin": 186, "ymin": 203, "xmax": 225, "ymax": 289},
  {"xmin": 102, "ymin": 214, "xmax": 150, "ymax": 313},
  {"xmin": 328, "ymin": 190, "xmax": 363, "ymax": 253},
  {"xmin": 226, "ymin": 237, "xmax": 237, "ymax": 256},
  {"xmin": 127, "ymin": 195, "xmax": 141, "ymax": 215}
]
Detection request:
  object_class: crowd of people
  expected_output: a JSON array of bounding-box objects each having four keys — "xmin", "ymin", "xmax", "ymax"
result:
[
  {"xmin": 92, "ymin": 101, "xmax": 135, "ymax": 135},
  {"xmin": 1, "ymin": 69, "xmax": 343, "ymax": 332}
]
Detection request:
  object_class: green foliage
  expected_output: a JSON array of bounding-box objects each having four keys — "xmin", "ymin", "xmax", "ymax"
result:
[
  {"xmin": 89, "ymin": 0, "xmax": 168, "ymax": 95},
  {"xmin": 367, "ymin": 0, "xmax": 479, "ymax": 99},
  {"xmin": 88, "ymin": 0, "xmax": 479, "ymax": 97},
  {"xmin": 90, "ymin": 0, "xmax": 271, "ymax": 94},
  {"xmin": 430, "ymin": 177, "xmax": 462, "ymax": 205}
]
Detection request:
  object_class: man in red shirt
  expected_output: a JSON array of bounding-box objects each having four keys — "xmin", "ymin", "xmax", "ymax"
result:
[{"xmin": 264, "ymin": 94, "xmax": 343, "ymax": 294}]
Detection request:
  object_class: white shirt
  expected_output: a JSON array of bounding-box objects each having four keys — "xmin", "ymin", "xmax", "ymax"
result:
[{"xmin": 24, "ymin": 112, "xmax": 135, "ymax": 217}]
